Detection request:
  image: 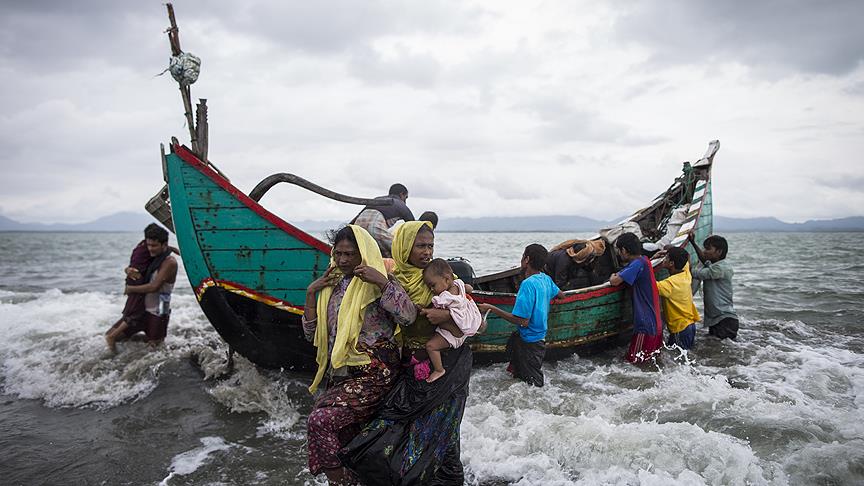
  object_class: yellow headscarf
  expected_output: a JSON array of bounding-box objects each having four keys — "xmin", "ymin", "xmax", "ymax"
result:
[
  {"xmin": 309, "ymin": 225, "xmax": 387, "ymax": 394},
  {"xmin": 391, "ymin": 221, "xmax": 435, "ymax": 347}
]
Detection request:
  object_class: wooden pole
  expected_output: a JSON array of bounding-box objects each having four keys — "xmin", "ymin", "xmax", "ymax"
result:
[
  {"xmin": 165, "ymin": 3, "xmax": 198, "ymax": 154},
  {"xmin": 196, "ymin": 99, "xmax": 209, "ymax": 162}
]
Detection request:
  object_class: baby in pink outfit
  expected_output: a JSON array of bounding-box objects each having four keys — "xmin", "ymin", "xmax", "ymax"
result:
[{"xmin": 422, "ymin": 258, "xmax": 484, "ymax": 382}]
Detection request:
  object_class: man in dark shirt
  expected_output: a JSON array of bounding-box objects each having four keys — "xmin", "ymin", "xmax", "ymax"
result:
[
  {"xmin": 351, "ymin": 183, "xmax": 415, "ymax": 257},
  {"xmin": 544, "ymin": 240, "xmax": 606, "ymax": 290}
]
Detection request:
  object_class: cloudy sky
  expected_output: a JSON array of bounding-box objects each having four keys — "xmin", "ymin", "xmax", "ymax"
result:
[{"xmin": 1, "ymin": 0, "xmax": 862, "ymax": 225}]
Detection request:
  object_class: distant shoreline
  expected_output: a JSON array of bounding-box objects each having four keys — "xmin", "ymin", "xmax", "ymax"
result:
[{"xmin": 3, "ymin": 212, "xmax": 863, "ymax": 233}]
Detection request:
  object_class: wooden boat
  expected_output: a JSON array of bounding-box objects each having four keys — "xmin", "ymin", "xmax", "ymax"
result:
[
  {"xmin": 147, "ymin": 5, "xmax": 719, "ymax": 370},
  {"xmin": 148, "ymin": 140, "xmax": 718, "ymax": 369}
]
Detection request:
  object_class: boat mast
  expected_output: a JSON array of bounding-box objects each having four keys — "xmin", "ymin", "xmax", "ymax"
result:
[{"xmin": 164, "ymin": 3, "xmax": 208, "ymax": 161}]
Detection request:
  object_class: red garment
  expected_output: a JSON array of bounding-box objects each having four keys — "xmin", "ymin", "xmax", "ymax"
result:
[
  {"xmin": 123, "ymin": 313, "xmax": 169, "ymax": 341},
  {"xmin": 122, "ymin": 240, "xmax": 153, "ymax": 319},
  {"xmin": 625, "ymin": 332, "xmax": 663, "ymax": 364}
]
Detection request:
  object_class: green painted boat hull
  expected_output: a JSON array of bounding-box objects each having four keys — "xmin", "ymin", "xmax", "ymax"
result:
[{"xmin": 161, "ymin": 142, "xmax": 717, "ymax": 369}]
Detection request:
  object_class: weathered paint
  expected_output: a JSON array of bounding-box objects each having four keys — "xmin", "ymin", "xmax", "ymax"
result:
[
  {"xmin": 470, "ymin": 287, "xmax": 628, "ymax": 353},
  {"xmin": 163, "ymin": 142, "xmax": 715, "ymax": 369}
]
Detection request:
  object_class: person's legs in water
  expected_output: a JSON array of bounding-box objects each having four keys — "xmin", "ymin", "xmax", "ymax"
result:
[
  {"xmin": 308, "ymin": 404, "xmax": 362, "ymax": 484},
  {"xmin": 143, "ymin": 313, "xmax": 169, "ymax": 350},
  {"xmin": 709, "ymin": 317, "xmax": 738, "ymax": 340},
  {"xmin": 505, "ymin": 331, "xmax": 519, "ymax": 376},
  {"xmin": 104, "ymin": 318, "xmax": 128, "ymax": 354}
]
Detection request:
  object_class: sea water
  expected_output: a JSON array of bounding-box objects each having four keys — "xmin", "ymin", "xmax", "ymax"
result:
[{"xmin": 0, "ymin": 231, "xmax": 862, "ymax": 485}]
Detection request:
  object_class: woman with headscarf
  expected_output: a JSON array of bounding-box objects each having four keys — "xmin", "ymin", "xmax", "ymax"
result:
[
  {"xmin": 340, "ymin": 220, "xmax": 473, "ymax": 485},
  {"xmin": 303, "ymin": 225, "xmax": 417, "ymax": 485}
]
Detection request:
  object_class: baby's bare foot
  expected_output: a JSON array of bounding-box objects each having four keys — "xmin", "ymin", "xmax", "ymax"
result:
[{"xmin": 426, "ymin": 369, "xmax": 446, "ymax": 383}]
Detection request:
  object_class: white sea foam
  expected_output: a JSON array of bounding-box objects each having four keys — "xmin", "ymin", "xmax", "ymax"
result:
[
  {"xmin": 460, "ymin": 332, "xmax": 863, "ymax": 485},
  {"xmin": 159, "ymin": 436, "xmax": 246, "ymax": 485},
  {"xmin": 0, "ymin": 288, "xmax": 216, "ymax": 408},
  {"xmin": 206, "ymin": 356, "xmax": 307, "ymax": 440},
  {"xmin": 463, "ymin": 365, "xmax": 786, "ymax": 485}
]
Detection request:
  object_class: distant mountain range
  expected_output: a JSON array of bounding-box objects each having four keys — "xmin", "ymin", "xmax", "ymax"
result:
[
  {"xmin": 1, "ymin": 212, "xmax": 863, "ymax": 233},
  {"xmin": 0, "ymin": 212, "xmax": 156, "ymax": 232}
]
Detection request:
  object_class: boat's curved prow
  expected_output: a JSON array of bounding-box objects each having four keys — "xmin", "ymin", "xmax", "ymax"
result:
[
  {"xmin": 166, "ymin": 144, "xmax": 330, "ymax": 370},
  {"xmin": 158, "ymin": 139, "xmax": 719, "ymax": 368},
  {"xmin": 695, "ymin": 140, "xmax": 720, "ymax": 167}
]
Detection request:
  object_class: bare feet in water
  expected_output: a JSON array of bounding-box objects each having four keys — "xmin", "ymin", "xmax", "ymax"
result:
[
  {"xmin": 426, "ymin": 369, "xmax": 446, "ymax": 383},
  {"xmin": 105, "ymin": 333, "xmax": 117, "ymax": 355}
]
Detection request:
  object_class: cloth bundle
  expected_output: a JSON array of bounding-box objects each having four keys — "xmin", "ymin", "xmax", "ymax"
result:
[{"xmin": 169, "ymin": 52, "xmax": 201, "ymax": 85}]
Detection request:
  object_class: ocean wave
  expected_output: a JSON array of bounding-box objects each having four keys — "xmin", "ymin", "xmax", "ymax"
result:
[
  {"xmin": 205, "ymin": 356, "xmax": 308, "ymax": 440},
  {"xmin": 0, "ymin": 288, "xmax": 216, "ymax": 409}
]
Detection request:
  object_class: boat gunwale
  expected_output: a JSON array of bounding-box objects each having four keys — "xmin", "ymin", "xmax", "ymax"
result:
[{"xmin": 172, "ymin": 143, "xmax": 332, "ymax": 255}]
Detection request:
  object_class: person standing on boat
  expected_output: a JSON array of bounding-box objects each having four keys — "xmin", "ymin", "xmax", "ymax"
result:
[
  {"xmin": 302, "ymin": 225, "xmax": 417, "ymax": 485},
  {"xmin": 610, "ymin": 232, "xmax": 663, "ymax": 364},
  {"xmin": 479, "ymin": 244, "xmax": 563, "ymax": 387},
  {"xmin": 339, "ymin": 220, "xmax": 472, "ymax": 485},
  {"xmin": 688, "ymin": 234, "xmax": 739, "ymax": 340},
  {"xmin": 351, "ymin": 183, "xmax": 415, "ymax": 258},
  {"xmin": 105, "ymin": 224, "xmax": 177, "ymax": 352}
]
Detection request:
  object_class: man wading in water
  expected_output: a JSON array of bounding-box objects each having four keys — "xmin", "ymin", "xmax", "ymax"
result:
[{"xmin": 105, "ymin": 224, "xmax": 178, "ymax": 353}]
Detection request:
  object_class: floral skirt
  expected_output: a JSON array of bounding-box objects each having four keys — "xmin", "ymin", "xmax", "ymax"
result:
[{"xmin": 307, "ymin": 343, "xmax": 400, "ymax": 475}]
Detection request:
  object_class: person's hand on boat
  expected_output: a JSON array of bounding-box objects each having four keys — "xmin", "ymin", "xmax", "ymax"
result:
[
  {"xmin": 477, "ymin": 303, "xmax": 493, "ymax": 313},
  {"xmin": 307, "ymin": 266, "xmax": 339, "ymax": 294},
  {"xmin": 352, "ymin": 264, "xmax": 389, "ymax": 289}
]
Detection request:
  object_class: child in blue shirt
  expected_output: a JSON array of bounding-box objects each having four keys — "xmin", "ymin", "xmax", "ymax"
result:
[{"xmin": 479, "ymin": 244, "xmax": 563, "ymax": 386}]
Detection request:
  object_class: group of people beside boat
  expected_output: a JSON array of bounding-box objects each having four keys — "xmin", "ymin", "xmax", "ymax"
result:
[
  {"xmin": 295, "ymin": 184, "xmax": 739, "ymax": 483},
  {"xmin": 104, "ymin": 183, "xmax": 738, "ymax": 485},
  {"xmin": 609, "ymin": 231, "xmax": 739, "ymax": 364}
]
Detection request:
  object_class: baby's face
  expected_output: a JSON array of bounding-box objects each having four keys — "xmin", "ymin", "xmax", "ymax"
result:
[{"xmin": 423, "ymin": 273, "xmax": 451, "ymax": 295}]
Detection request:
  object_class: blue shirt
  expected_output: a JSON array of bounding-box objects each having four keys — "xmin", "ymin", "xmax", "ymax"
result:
[
  {"xmin": 512, "ymin": 273, "xmax": 560, "ymax": 343},
  {"xmin": 617, "ymin": 256, "xmax": 661, "ymax": 335}
]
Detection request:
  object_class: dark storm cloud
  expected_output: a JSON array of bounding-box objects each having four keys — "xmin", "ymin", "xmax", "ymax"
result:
[
  {"xmin": 0, "ymin": 1, "xmax": 486, "ymax": 74},
  {"xmin": 613, "ymin": 0, "xmax": 864, "ymax": 76},
  {"xmin": 0, "ymin": 0, "xmax": 163, "ymax": 72},
  {"xmin": 241, "ymin": 1, "xmax": 486, "ymax": 54}
]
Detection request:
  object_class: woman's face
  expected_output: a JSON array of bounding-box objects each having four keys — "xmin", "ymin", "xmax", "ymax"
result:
[
  {"xmin": 333, "ymin": 239, "xmax": 362, "ymax": 276},
  {"xmin": 408, "ymin": 231, "xmax": 434, "ymax": 268}
]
